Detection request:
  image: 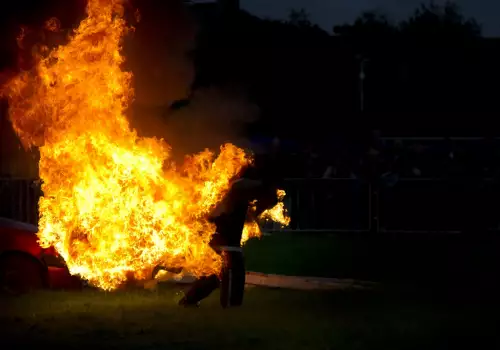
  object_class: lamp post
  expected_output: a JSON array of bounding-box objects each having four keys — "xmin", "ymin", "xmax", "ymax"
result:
[{"xmin": 356, "ymin": 55, "xmax": 369, "ymax": 113}]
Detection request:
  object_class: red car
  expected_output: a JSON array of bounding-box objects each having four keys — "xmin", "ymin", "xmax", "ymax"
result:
[{"xmin": 0, "ymin": 217, "xmax": 82, "ymax": 294}]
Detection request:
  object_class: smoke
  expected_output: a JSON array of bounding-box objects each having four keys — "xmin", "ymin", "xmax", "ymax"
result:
[
  {"xmin": 126, "ymin": 0, "xmax": 196, "ymax": 108},
  {"xmin": 126, "ymin": 0, "xmax": 260, "ymax": 162},
  {"xmin": 163, "ymin": 86, "xmax": 260, "ymax": 161}
]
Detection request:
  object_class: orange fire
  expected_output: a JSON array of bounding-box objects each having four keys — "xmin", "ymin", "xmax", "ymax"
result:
[
  {"xmin": 242, "ymin": 189, "xmax": 291, "ymax": 242},
  {"xmin": 1, "ymin": 0, "xmax": 288, "ymax": 290}
]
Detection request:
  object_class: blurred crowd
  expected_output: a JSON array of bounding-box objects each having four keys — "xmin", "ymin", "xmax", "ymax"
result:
[
  {"xmin": 266, "ymin": 132, "xmax": 500, "ymax": 231},
  {"xmin": 276, "ymin": 132, "xmax": 500, "ymax": 181}
]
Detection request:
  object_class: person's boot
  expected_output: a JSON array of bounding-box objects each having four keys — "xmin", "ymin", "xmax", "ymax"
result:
[
  {"xmin": 177, "ymin": 292, "xmax": 201, "ymax": 308},
  {"xmin": 178, "ymin": 274, "xmax": 219, "ymax": 307}
]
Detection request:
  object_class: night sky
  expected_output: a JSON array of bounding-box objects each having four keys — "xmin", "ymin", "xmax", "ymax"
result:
[{"xmin": 240, "ymin": 0, "xmax": 500, "ymax": 36}]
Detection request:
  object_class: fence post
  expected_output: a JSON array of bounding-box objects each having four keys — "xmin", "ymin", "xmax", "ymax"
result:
[
  {"xmin": 34, "ymin": 180, "xmax": 41, "ymax": 226},
  {"xmin": 295, "ymin": 185, "xmax": 300, "ymax": 230},
  {"xmin": 25, "ymin": 180, "xmax": 30, "ymax": 224},
  {"xmin": 369, "ymin": 181, "xmax": 380, "ymax": 233},
  {"xmin": 17, "ymin": 180, "xmax": 22, "ymax": 222}
]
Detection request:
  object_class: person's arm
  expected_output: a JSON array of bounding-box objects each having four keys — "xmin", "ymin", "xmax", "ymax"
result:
[
  {"xmin": 231, "ymin": 178, "xmax": 262, "ymax": 190},
  {"xmin": 253, "ymin": 188, "xmax": 279, "ymax": 218}
]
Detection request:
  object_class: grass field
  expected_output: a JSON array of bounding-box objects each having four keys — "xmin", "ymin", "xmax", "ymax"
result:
[
  {"xmin": 244, "ymin": 233, "xmax": 352, "ymax": 278},
  {"xmin": 1, "ymin": 285, "xmax": 498, "ymax": 350},
  {"xmin": 243, "ymin": 232, "xmax": 500, "ymax": 286},
  {"xmin": 1, "ymin": 232, "xmax": 499, "ymax": 349}
]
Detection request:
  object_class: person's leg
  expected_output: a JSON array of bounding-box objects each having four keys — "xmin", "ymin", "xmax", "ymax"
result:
[
  {"xmin": 178, "ymin": 181, "xmax": 257, "ymax": 308},
  {"xmin": 219, "ymin": 249, "xmax": 246, "ymax": 308},
  {"xmin": 178, "ymin": 274, "xmax": 220, "ymax": 306},
  {"xmin": 211, "ymin": 198, "xmax": 248, "ymax": 308}
]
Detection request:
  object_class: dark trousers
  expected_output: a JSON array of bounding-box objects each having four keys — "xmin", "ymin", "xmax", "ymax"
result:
[
  {"xmin": 183, "ymin": 249, "xmax": 245, "ymax": 308},
  {"xmin": 219, "ymin": 250, "xmax": 246, "ymax": 307},
  {"xmin": 182, "ymin": 179, "xmax": 271, "ymax": 307}
]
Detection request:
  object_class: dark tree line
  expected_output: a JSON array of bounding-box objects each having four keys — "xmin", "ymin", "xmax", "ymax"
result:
[{"xmin": 188, "ymin": 1, "xmax": 500, "ymax": 139}]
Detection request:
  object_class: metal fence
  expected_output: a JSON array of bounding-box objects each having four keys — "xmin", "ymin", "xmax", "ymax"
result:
[
  {"xmin": 0, "ymin": 178, "xmax": 41, "ymax": 225},
  {"xmin": 256, "ymin": 177, "xmax": 499, "ymax": 233},
  {"xmin": 260, "ymin": 178, "xmax": 371, "ymax": 232},
  {"xmin": 0, "ymin": 177, "xmax": 495, "ymax": 233}
]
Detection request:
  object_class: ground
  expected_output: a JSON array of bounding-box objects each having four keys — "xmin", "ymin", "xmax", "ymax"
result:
[
  {"xmin": 1, "ymin": 232, "xmax": 499, "ymax": 349},
  {"xmin": 1, "ymin": 284, "xmax": 498, "ymax": 349}
]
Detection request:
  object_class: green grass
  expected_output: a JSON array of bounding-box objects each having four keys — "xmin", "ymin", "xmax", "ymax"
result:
[
  {"xmin": 1, "ymin": 285, "xmax": 498, "ymax": 349},
  {"xmin": 244, "ymin": 233, "xmax": 353, "ymax": 278},
  {"xmin": 243, "ymin": 232, "xmax": 500, "ymax": 285}
]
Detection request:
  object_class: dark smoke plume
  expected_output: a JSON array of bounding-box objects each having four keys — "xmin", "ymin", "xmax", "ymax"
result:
[{"xmin": 127, "ymin": 0, "xmax": 260, "ymax": 161}]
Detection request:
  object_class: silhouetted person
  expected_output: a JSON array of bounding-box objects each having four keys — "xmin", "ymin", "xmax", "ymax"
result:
[{"xmin": 178, "ymin": 141, "xmax": 282, "ymax": 308}]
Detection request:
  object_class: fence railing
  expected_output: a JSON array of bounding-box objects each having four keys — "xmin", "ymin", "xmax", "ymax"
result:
[
  {"xmin": 1, "ymin": 177, "xmax": 496, "ymax": 234},
  {"xmin": 260, "ymin": 178, "xmax": 371, "ymax": 232},
  {"xmin": 260, "ymin": 177, "xmax": 499, "ymax": 233},
  {"xmin": 0, "ymin": 178, "xmax": 41, "ymax": 226}
]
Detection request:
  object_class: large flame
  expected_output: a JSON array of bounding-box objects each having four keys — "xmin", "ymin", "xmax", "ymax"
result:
[{"xmin": 1, "ymin": 0, "xmax": 288, "ymax": 290}]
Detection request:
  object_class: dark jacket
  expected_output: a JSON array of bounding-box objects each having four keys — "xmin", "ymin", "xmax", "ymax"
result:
[{"xmin": 210, "ymin": 150, "xmax": 283, "ymax": 246}]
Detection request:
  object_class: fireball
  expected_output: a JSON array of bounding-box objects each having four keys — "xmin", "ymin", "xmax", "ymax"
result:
[{"xmin": 1, "ymin": 0, "xmax": 288, "ymax": 290}]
